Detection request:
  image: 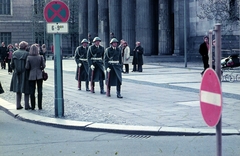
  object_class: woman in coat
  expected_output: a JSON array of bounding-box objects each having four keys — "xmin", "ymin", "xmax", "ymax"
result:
[
  {"xmin": 122, "ymin": 41, "xmax": 131, "ymax": 73},
  {"xmin": 25, "ymin": 44, "xmax": 46, "ymax": 110}
]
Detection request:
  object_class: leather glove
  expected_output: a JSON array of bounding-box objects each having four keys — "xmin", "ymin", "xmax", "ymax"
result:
[
  {"xmin": 107, "ymin": 68, "xmax": 111, "ymax": 72},
  {"xmin": 91, "ymin": 65, "xmax": 95, "ymax": 70},
  {"xmin": 78, "ymin": 63, "xmax": 82, "ymax": 67}
]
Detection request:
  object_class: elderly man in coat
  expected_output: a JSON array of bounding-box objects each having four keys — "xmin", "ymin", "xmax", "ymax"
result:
[
  {"xmin": 104, "ymin": 38, "xmax": 123, "ymax": 98},
  {"xmin": 132, "ymin": 41, "xmax": 144, "ymax": 72},
  {"xmin": 87, "ymin": 37, "xmax": 106, "ymax": 94},
  {"xmin": 10, "ymin": 41, "xmax": 31, "ymax": 110},
  {"xmin": 74, "ymin": 39, "xmax": 90, "ymax": 91}
]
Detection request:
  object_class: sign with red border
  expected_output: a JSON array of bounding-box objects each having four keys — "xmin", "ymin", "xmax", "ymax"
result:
[
  {"xmin": 44, "ymin": 0, "xmax": 70, "ymax": 23},
  {"xmin": 200, "ymin": 68, "xmax": 222, "ymax": 127}
]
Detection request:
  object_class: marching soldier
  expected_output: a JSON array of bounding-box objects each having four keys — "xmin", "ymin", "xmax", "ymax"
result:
[
  {"xmin": 87, "ymin": 37, "xmax": 106, "ymax": 94},
  {"xmin": 74, "ymin": 39, "xmax": 90, "ymax": 91},
  {"xmin": 104, "ymin": 38, "xmax": 123, "ymax": 98}
]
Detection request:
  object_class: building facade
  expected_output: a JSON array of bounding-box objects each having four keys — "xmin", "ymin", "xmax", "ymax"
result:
[{"xmin": 1, "ymin": 0, "xmax": 239, "ymax": 59}]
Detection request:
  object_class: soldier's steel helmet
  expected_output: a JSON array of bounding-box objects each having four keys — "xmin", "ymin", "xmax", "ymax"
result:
[
  {"xmin": 93, "ymin": 37, "xmax": 101, "ymax": 42},
  {"xmin": 110, "ymin": 38, "xmax": 118, "ymax": 44},
  {"xmin": 81, "ymin": 39, "xmax": 88, "ymax": 44}
]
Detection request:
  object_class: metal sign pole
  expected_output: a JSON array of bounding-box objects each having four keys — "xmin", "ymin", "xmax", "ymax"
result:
[
  {"xmin": 214, "ymin": 23, "xmax": 222, "ymax": 156},
  {"xmin": 208, "ymin": 30, "xmax": 213, "ymax": 68},
  {"xmin": 54, "ymin": 33, "xmax": 64, "ymax": 117},
  {"xmin": 184, "ymin": 0, "xmax": 187, "ymax": 67}
]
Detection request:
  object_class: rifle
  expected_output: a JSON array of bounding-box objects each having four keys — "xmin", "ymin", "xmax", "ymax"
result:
[
  {"xmin": 90, "ymin": 69, "xmax": 94, "ymax": 93},
  {"xmin": 78, "ymin": 66, "xmax": 81, "ymax": 89},
  {"xmin": 106, "ymin": 70, "xmax": 110, "ymax": 96}
]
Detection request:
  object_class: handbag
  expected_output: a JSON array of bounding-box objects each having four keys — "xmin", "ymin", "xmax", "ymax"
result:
[
  {"xmin": 0, "ymin": 81, "xmax": 4, "ymax": 94},
  {"xmin": 42, "ymin": 70, "xmax": 48, "ymax": 81},
  {"xmin": 40, "ymin": 56, "xmax": 48, "ymax": 81}
]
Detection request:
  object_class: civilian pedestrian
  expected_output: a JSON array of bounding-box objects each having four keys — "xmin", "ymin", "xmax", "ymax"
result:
[
  {"xmin": 132, "ymin": 41, "xmax": 144, "ymax": 72},
  {"xmin": 0, "ymin": 42, "xmax": 7, "ymax": 69},
  {"xmin": 25, "ymin": 44, "xmax": 46, "ymax": 110},
  {"xmin": 10, "ymin": 41, "xmax": 31, "ymax": 110},
  {"xmin": 122, "ymin": 41, "xmax": 131, "ymax": 73},
  {"xmin": 199, "ymin": 36, "xmax": 209, "ymax": 75},
  {"xmin": 7, "ymin": 44, "xmax": 14, "ymax": 74}
]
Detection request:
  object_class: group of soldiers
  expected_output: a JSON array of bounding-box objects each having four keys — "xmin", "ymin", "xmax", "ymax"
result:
[{"xmin": 74, "ymin": 37, "xmax": 123, "ymax": 98}]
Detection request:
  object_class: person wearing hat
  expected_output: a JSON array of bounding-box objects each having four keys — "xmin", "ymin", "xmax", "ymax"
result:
[
  {"xmin": 199, "ymin": 36, "xmax": 210, "ymax": 75},
  {"xmin": 74, "ymin": 39, "xmax": 90, "ymax": 91},
  {"xmin": 87, "ymin": 37, "xmax": 106, "ymax": 94},
  {"xmin": 104, "ymin": 38, "xmax": 123, "ymax": 98}
]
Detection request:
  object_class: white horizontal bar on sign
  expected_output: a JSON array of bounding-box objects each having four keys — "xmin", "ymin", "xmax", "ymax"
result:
[{"xmin": 200, "ymin": 90, "xmax": 221, "ymax": 106}]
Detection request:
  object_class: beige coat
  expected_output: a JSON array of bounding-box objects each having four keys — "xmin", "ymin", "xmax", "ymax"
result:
[
  {"xmin": 25, "ymin": 55, "xmax": 45, "ymax": 80},
  {"xmin": 122, "ymin": 46, "xmax": 131, "ymax": 64}
]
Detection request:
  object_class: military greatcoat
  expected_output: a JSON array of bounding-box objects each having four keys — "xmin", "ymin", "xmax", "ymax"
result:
[
  {"xmin": 87, "ymin": 45, "xmax": 105, "ymax": 82},
  {"xmin": 104, "ymin": 47, "xmax": 122, "ymax": 86},
  {"xmin": 74, "ymin": 46, "xmax": 89, "ymax": 81}
]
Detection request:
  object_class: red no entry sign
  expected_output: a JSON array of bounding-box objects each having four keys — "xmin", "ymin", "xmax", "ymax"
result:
[
  {"xmin": 200, "ymin": 68, "xmax": 222, "ymax": 127},
  {"xmin": 44, "ymin": 0, "xmax": 70, "ymax": 23}
]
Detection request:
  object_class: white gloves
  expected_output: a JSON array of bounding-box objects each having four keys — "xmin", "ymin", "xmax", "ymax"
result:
[
  {"xmin": 78, "ymin": 63, "xmax": 82, "ymax": 67},
  {"xmin": 91, "ymin": 65, "xmax": 95, "ymax": 70},
  {"xmin": 107, "ymin": 68, "xmax": 111, "ymax": 72}
]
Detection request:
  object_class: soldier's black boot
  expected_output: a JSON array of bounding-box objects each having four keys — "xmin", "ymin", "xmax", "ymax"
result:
[
  {"xmin": 91, "ymin": 82, "xmax": 95, "ymax": 93},
  {"xmin": 117, "ymin": 91, "xmax": 123, "ymax": 98},
  {"xmin": 117, "ymin": 85, "xmax": 123, "ymax": 98},
  {"xmin": 30, "ymin": 94, "xmax": 35, "ymax": 110},
  {"xmin": 106, "ymin": 86, "xmax": 111, "ymax": 97},
  {"xmin": 78, "ymin": 81, "xmax": 81, "ymax": 90},
  {"xmin": 38, "ymin": 94, "xmax": 42, "ymax": 110},
  {"xmin": 86, "ymin": 81, "xmax": 90, "ymax": 91},
  {"xmin": 100, "ymin": 80, "xmax": 106, "ymax": 94}
]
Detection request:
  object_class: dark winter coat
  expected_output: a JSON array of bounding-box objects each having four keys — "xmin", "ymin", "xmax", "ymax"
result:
[
  {"xmin": 74, "ymin": 46, "xmax": 89, "ymax": 81},
  {"xmin": 25, "ymin": 55, "xmax": 45, "ymax": 80},
  {"xmin": 199, "ymin": 42, "xmax": 208, "ymax": 57},
  {"xmin": 0, "ymin": 46, "xmax": 8, "ymax": 60},
  {"xmin": 87, "ymin": 45, "xmax": 105, "ymax": 81},
  {"xmin": 10, "ymin": 49, "xmax": 30, "ymax": 94},
  {"xmin": 104, "ymin": 47, "xmax": 122, "ymax": 86},
  {"xmin": 132, "ymin": 46, "xmax": 144, "ymax": 65}
]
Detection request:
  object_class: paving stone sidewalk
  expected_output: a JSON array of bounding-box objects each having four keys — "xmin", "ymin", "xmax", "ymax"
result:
[{"xmin": 0, "ymin": 59, "xmax": 239, "ymax": 134}]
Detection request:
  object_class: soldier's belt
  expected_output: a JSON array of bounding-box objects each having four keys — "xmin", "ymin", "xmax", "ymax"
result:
[
  {"xmin": 108, "ymin": 61, "xmax": 119, "ymax": 64},
  {"xmin": 79, "ymin": 58, "xmax": 87, "ymax": 61},
  {"xmin": 91, "ymin": 58, "xmax": 102, "ymax": 60}
]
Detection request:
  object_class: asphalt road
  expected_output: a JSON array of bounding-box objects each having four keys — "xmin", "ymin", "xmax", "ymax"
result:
[{"xmin": 1, "ymin": 110, "xmax": 240, "ymax": 156}]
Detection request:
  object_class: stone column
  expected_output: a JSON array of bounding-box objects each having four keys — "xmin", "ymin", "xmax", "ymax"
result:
[
  {"xmin": 159, "ymin": 0, "xmax": 172, "ymax": 55},
  {"xmin": 79, "ymin": 0, "xmax": 88, "ymax": 42},
  {"xmin": 88, "ymin": 0, "xmax": 98, "ymax": 38},
  {"xmin": 98, "ymin": 0, "xmax": 109, "ymax": 48},
  {"xmin": 136, "ymin": 0, "xmax": 153, "ymax": 56},
  {"xmin": 121, "ymin": 0, "xmax": 136, "ymax": 50},
  {"xmin": 109, "ymin": 0, "xmax": 121, "ymax": 40},
  {"xmin": 173, "ymin": 0, "xmax": 184, "ymax": 55}
]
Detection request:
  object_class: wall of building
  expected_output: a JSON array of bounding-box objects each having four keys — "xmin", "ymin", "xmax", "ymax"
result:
[{"xmin": 0, "ymin": 0, "xmax": 33, "ymax": 44}]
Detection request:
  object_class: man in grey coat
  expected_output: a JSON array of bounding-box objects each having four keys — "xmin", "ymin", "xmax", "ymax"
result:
[{"xmin": 10, "ymin": 41, "xmax": 31, "ymax": 110}]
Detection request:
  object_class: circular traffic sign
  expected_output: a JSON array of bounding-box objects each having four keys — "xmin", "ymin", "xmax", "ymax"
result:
[
  {"xmin": 44, "ymin": 0, "xmax": 70, "ymax": 23},
  {"xmin": 200, "ymin": 68, "xmax": 222, "ymax": 127}
]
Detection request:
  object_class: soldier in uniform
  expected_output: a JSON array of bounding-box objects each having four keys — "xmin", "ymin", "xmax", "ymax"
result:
[
  {"xmin": 104, "ymin": 38, "xmax": 123, "ymax": 98},
  {"xmin": 87, "ymin": 37, "xmax": 106, "ymax": 94},
  {"xmin": 74, "ymin": 39, "xmax": 90, "ymax": 91}
]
